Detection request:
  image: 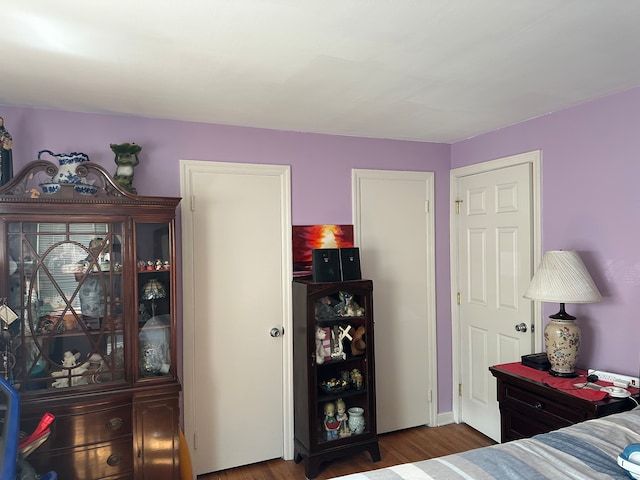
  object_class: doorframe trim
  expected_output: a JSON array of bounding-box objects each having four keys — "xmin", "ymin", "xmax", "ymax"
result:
[
  {"xmin": 179, "ymin": 159, "xmax": 294, "ymax": 463},
  {"xmin": 352, "ymin": 168, "xmax": 438, "ymax": 426},
  {"xmin": 449, "ymin": 151, "xmax": 542, "ymax": 423}
]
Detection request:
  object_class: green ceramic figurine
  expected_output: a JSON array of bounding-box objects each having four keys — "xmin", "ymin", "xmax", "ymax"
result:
[{"xmin": 110, "ymin": 142, "xmax": 141, "ymax": 194}]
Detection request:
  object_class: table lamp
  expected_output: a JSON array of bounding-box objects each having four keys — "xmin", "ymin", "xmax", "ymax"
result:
[
  {"xmin": 141, "ymin": 279, "xmax": 166, "ymax": 318},
  {"xmin": 524, "ymin": 250, "xmax": 602, "ymax": 377}
]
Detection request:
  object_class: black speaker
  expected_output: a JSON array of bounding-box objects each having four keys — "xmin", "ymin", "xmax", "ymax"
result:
[
  {"xmin": 521, "ymin": 352, "xmax": 550, "ymax": 371},
  {"xmin": 340, "ymin": 247, "xmax": 361, "ymax": 281},
  {"xmin": 312, "ymin": 248, "xmax": 341, "ymax": 283}
]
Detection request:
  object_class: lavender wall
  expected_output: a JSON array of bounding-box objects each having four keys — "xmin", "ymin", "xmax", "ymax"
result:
[
  {"xmin": 6, "ymin": 86, "xmax": 637, "ymax": 421},
  {"xmin": 1, "ymin": 106, "xmax": 455, "ymax": 410},
  {"xmin": 452, "ymin": 87, "xmax": 640, "ymax": 378}
]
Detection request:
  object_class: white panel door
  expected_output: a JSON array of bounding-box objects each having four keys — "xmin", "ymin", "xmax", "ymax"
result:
[
  {"xmin": 181, "ymin": 161, "xmax": 292, "ymax": 475},
  {"xmin": 353, "ymin": 169, "xmax": 436, "ymax": 433},
  {"xmin": 457, "ymin": 162, "xmax": 533, "ymax": 442}
]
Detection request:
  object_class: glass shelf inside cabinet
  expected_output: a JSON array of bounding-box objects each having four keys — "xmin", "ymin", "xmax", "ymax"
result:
[
  {"xmin": 136, "ymin": 222, "xmax": 172, "ymax": 378},
  {"xmin": 5, "ymin": 221, "xmax": 125, "ymax": 392}
]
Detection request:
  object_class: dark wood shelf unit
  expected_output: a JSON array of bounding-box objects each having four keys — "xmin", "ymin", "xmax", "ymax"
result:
[{"xmin": 293, "ymin": 278, "xmax": 380, "ymax": 479}]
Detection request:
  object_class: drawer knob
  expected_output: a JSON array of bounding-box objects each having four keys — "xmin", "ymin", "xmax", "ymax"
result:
[
  {"xmin": 107, "ymin": 453, "xmax": 122, "ymax": 466},
  {"xmin": 106, "ymin": 417, "xmax": 123, "ymax": 430},
  {"xmin": 535, "ymin": 401, "xmax": 543, "ymax": 410}
]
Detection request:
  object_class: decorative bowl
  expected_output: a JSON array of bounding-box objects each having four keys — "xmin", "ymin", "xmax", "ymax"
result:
[
  {"xmin": 74, "ymin": 184, "xmax": 98, "ymax": 195},
  {"xmin": 40, "ymin": 183, "xmax": 61, "ymax": 194},
  {"xmin": 320, "ymin": 378, "xmax": 349, "ymax": 394}
]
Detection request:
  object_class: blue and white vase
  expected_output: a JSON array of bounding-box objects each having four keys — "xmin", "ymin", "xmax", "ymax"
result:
[{"xmin": 38, "ymin": 149, "xmax": 90, "ymax": 184}]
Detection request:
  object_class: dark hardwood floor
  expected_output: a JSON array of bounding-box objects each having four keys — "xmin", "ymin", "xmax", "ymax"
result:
[{"xmin": 198, "ymin": 423, "xmax": 495, "ymax": 480}]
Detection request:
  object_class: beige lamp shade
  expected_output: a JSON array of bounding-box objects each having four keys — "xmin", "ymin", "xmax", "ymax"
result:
[
  {"xmin": 524, "ymin": 250, "xmax": 601, "ymax": 303},
  {"xmin": 524, "ymin": 250, "xmax": 601, "ymax": 377}
]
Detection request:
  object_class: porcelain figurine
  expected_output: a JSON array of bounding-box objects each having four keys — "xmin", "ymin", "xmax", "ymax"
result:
[
  {"xmin": 323, "ymin": 402, "xmax": 340, "ymax": 440},
  {"xmin": 51, "ymin": 350, "xmax": 89, "ymax": 388},
  {"xmin": 110, "ymin": 142, "xmax": 141, "ymax": 194},
  {"xmin": 335, "ymin": 398, "xmax": 350, "ymax": 437},
  {"xmin": 315, "ymin": 326, "xmax": 329, "ymax": 364}
]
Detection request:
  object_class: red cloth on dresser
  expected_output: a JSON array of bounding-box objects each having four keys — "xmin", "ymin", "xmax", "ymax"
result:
[{"xmin": 494, "ymin": 362, "xmax": 639, "ymax": 402}]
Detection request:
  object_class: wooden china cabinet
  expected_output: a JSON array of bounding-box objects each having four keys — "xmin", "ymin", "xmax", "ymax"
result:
[
  {"xmin": 0, "ymin": 160, "xmax": 181, "ymax": 479},
  {"xmin": 293, "ymin": 278, "xmax": 380, "ymax": 479}
]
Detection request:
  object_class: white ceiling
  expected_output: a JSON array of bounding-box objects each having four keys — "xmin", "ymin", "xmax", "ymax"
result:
[{"xmin": 2, "ymin": 1, "xmax": 640, "ymax": 143}]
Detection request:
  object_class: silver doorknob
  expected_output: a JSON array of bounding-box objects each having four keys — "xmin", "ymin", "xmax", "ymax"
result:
[
  {"xmin": 515, "ymin": 323, "xmax": 528, "ymax": 332},
  {"xmin": 270, "ymin": 327, "xmax": 282, "ymax": 337}
]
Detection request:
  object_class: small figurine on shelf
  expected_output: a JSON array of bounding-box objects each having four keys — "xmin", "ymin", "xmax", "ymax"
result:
[
  {"xmin": 51, "ymin": 351, "xmax": 89, "ymax": 388},
  {"xmin": 330, "ymin": 326, "xmax": 342, "ymax": 360},
  {"xmin": 350, "ymin": 326, "xmax": 367, "ymax": 356},
  {"xmin": 110, "ymin": 142, "xmax": 141, "ymax": 194},
  {"xmin": 333, "ymin": 291, "xmax": 364, "ymax": 317},
  {"xmin": 315, "ymin": 296, "xmax": 335, "ymax": 319},
  {"xmin": 323, "ymin": 402, "xmax": 340, "ymax": 441},
  {"xmin": 315, "ymin": 326, "xmax": 330, "ymax": 365},
  {"xmin": 331, "ymin": 325, "xmax": 352, "ymax": 360},
  {"xmin": 350, "ymin": 368, "xmax": 364, "ymax": 390},
  {"xmin": 335, "ymin": 398, "xmax": 351, "ymax": 437}
]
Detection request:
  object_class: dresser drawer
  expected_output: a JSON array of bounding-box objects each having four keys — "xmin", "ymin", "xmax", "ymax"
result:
[
  {"xmin": 503, "ymin": 382, "xmax": 587, "ymax": 424},
  {"xmin": 501, "ymin": 405, "xmax": 572, "ymax": 440},
  {"xmin": 23, "ymin": 404, "xmax": 132, "ymax": 450},
  {"xmin": 27, "ymin": 437, "xmax": 134, "ymax": 480}
]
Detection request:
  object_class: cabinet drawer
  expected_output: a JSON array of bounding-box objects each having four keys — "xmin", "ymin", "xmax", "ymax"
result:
[
  {"xmin": 502, "ymin": 405, "xmax": 572, "ymax": 440},
  {"xmin": 503, "ymin": 382, "xmax": 586, "ymax": 424},
  {"xmin": 24, "ymin": 405, "xmax": 132, "ymax": 450},
  {"xmin": 27, "ymin": 437, "xmax": 134, "ymax": 480}
]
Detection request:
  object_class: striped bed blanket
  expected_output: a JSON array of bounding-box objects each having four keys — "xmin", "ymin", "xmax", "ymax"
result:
[{"xmin": 329, "ymin": 407, "xmax": 640, "ymax": 480}]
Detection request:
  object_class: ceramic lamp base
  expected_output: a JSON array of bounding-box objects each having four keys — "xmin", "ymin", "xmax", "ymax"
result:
[{"xmin": 544, "ymin": 318, "xmax": 580, "ymax": 377}]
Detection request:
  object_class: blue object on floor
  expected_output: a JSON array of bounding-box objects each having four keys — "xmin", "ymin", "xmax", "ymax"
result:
[
  {"xmin": 0, "ymin": 376, "xmax": 20, "ymax": 480},
  {"xmin": 38, "ymin": 473, "xmax": 57, "ymax": 480}
]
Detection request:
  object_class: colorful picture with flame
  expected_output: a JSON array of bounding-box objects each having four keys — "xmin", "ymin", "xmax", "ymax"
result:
[{"xmin": 293, "ymin": 225, "xmax": 354, "ymax": 275}]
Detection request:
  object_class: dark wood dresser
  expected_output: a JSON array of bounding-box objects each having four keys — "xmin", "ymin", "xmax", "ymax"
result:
[{"xmin": 490, "ymin": 363, "xmax": 639, "ymax": 443}]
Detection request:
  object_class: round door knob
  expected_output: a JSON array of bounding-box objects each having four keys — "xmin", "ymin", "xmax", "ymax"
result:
[
  {"xmin": 270, "ymin": 327, "xmax": 282, "ymax": 337},
  {"xmin": 515, "ymin": 323, "xmax": 528, "ymax": 332}
]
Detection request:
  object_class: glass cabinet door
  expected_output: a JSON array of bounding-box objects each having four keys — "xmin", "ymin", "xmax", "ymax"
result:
[
  {"xmin": 135, "ymin": 222, "xmax": 172, "ymax": 378},
  {"xmin": 5, "ymin": 221, "xmax": 124, "ymax": 391}
]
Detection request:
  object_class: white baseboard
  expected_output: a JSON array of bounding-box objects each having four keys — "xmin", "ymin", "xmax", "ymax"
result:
[{"xmin": 436, "ymin": 411, "xmax": 455, "ymax": 426}]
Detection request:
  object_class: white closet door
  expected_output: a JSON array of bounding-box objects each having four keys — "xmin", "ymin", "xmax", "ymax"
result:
[
  {"xmin": 353, "ymin": 169, "xmax": 436, "ymax": 433},
  {"xmin": 181, "ymin": 160, "xmax": 292, "ymax": 475}
]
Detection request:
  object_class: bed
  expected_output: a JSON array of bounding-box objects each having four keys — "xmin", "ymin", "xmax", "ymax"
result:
[{"xmin": 328, "ymin": 407, "xmax": 640, "ymax": 480}]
